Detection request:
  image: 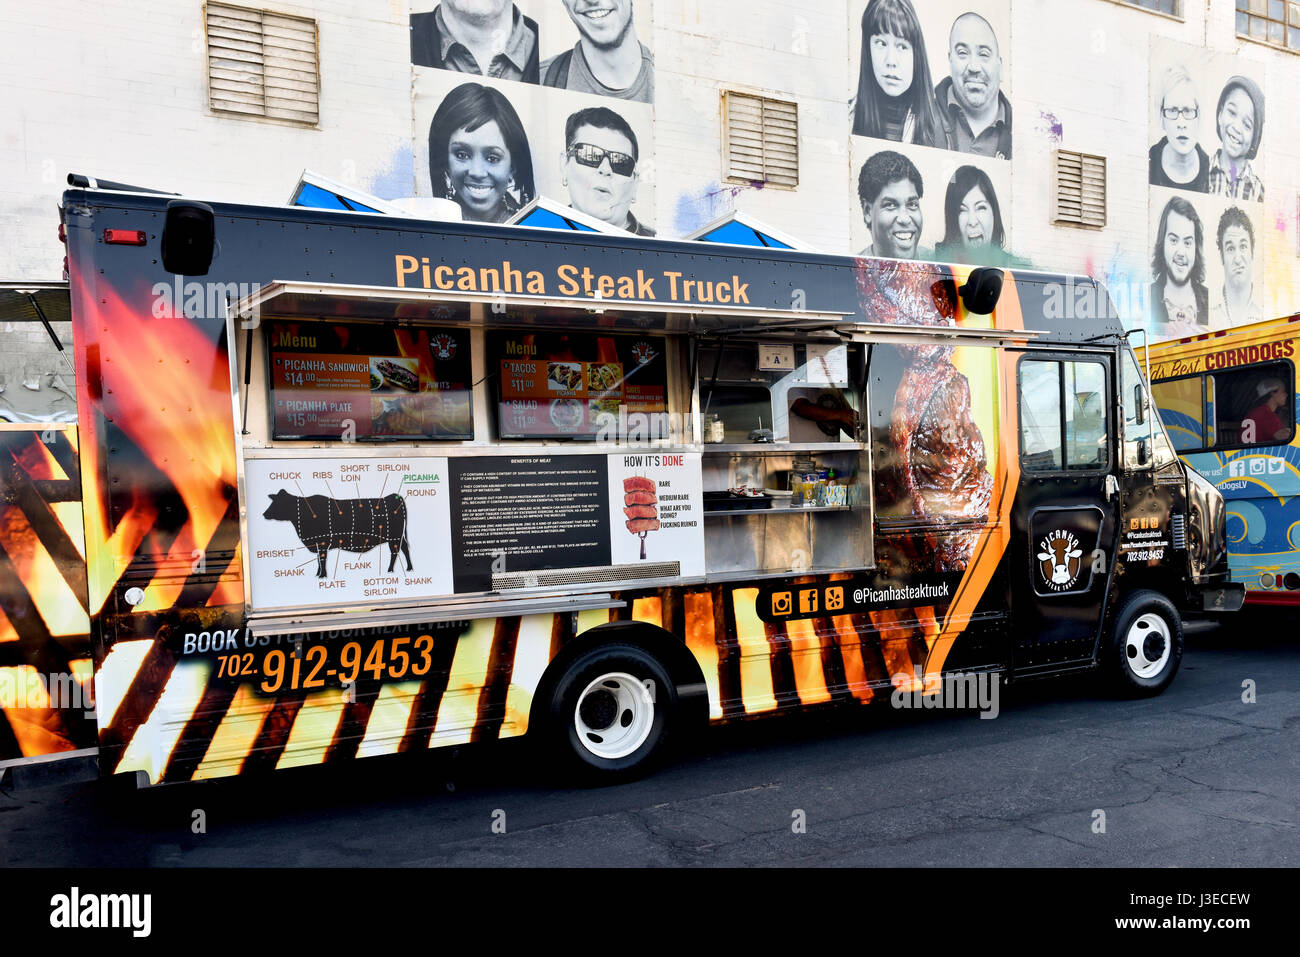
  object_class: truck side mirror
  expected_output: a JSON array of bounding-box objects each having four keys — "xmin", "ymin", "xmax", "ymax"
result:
[
  {"xmin": 161, "ymin": 201, "xmax": 215, "ymax": 276},
  {"xmin": 1134, "ymin": 384, "xmax": 1146, "ymax": 425}
]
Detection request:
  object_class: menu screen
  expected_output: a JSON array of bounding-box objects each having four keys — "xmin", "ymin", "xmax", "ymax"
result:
[
  {"xmin": 267, "ymin": 321, "xmax": 473, "ymax": 441},
  {"xmin": 493, "ymin": 332, "xmax": 668, "ymax": 440}
]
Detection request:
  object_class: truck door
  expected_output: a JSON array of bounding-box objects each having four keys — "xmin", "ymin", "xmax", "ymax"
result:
[{"xmin": 1011, "ymin": 351, "xmax": 1119, "ymax": 667}]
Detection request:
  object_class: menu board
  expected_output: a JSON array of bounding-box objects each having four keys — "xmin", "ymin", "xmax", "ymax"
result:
[
  {"xmin": 245, "ymin": 450, "xmax": 706, "ymax": 608},
  {"xmin": 493, "ymin": 331, "xmax": 668, "ymax": 439},
  {"xmin": 267, "ymin": 321, "xmax": 472, "ymax": 441}
]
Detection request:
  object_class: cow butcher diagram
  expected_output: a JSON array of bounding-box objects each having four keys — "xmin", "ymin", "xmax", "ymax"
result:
[
  {"xmin": 263, "ymin": 488, "xmax": 412, "ymax": 578},
  {"xmin": 623, "ymin": 476, "xmax": 659, "ymax": 559}
]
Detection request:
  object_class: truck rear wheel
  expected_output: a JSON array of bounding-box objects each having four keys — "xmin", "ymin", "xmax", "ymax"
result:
[
  {"xmin": 1105, "ymin": 590, "xmax": 1183, "ymax": 696},
  {"xmin": 545, "ymin": 643, "xmax": 676, "ymax": 782}
]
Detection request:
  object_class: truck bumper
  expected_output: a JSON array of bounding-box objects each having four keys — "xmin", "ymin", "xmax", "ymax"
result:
[{"xmin": 1198, "ymin": 583, "xmax": 1246, "ymax": 613}]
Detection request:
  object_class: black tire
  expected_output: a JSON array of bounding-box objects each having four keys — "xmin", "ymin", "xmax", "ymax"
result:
[
  {"xmin": 544, "ymin": 643, "xmax": 676, "ymax": 783},
  {"xmin": 1104, "ymin": 590, "xmax": 1183, "ymax": 697}
]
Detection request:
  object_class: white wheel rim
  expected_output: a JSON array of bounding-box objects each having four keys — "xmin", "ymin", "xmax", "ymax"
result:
[
  {"xmin": 573, "ymin": 671, "xmax": 655, "ymax": 760},
  {"xmin": 1125, "ymin": 613, "xmax": 1171, "ymax": 679}
]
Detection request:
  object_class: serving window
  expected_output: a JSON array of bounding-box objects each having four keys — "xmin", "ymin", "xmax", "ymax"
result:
[
  {"xmin": 265, "ymin": 320, "xmax": 473, "ymax": 441},
  {"xmin": 1152, "ymin": 360, "xmax": 1295, "ymax": 452}
]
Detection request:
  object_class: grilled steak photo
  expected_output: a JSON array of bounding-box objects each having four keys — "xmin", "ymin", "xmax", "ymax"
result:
[
  {"xmin": 623, "ymin": 476, "xmax": 659, "ymax": 558},
  {"xmin": 376, "ymin": 358, "xmax": 419, "ymax": 392},
  {"xmin": 856, "ymin": 259, "xmax": 992, "ymax": 573}
]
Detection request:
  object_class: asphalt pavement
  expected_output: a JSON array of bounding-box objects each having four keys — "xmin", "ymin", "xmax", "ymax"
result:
[{"xmin": 2, "ymin": 617, "xmax": 1296, "ymax": 867}]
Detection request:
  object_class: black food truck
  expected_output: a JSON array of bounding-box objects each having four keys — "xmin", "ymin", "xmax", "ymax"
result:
[{"xmin": 0, "ymin": 181, "xmax": 1241, "ymax": 786}]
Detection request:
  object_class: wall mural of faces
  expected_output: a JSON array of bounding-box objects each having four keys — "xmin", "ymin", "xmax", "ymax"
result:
[
  {"xmin": 851, "ymin": 0, "xmax": 1012, "ymax": 160},
  {"xmin": 850, "ymin": 140, "xmax": 1009, "ymax": 265},
  {"xmin": 415, "ymin": 70, "xmax": 655, "ymax": 233},
  {"xmin": 1147, "ymin": 39, "xmax": 1268, "ymax": 340},
  {"xmin": 1148, "ymin": 40, "xmax": 1264, "ymax": 201},
  {"xmin": 849, "ymin": 0, "xmax": 1013, "ymax": 268},
  {"xmin": 411, "ymin": 1, "xmax": 655, "ymax": 233}
]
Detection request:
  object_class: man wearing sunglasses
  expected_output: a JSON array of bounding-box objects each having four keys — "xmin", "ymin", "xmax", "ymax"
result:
[
  {"xmin": 563, "ymin": 107, "xmax": 654, "ymax": 236},
  {"xmin": 542, "ymin": 1, "xmax": 654, "ymax": 103}
]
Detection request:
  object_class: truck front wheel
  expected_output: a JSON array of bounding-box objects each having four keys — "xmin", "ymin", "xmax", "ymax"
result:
[
  {"xmin": 1105, "ymin": 590, "xmax": 1184, "ymax": 696},
  {"xmin": 545, "ymin": 643, "xmax": 677, "ymax": 782}
]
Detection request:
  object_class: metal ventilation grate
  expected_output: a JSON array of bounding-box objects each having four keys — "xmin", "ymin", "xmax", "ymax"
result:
[
  {"xmin": 723, "ymin": 92, "xmax": 799, "ymax": 188},
  {"xmin": 493, "ymin": 562, "xmax": 681, "ymax": 590},
  {"xmin": 206, "ymin": 3, "xmax": 320, "ymax": 125},
  {"xmin": 1171, "ymin": 513, "xmax": 1187, "ymax": 549},
  {"xmin": 1051, "ymin": 150, "xmax": 1106, "ymax": 229}
]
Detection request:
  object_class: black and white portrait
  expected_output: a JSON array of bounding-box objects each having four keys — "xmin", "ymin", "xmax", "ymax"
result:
[
  {"xmin": 1210, "ymin": 206, "xmax": 1263, "ymax": 328},
  {"xmin": 542, "ymin": 0, "xmax": 653, "ymax": 103},
  {"xmin": 1207, "ymin": 75, "xmax": 1264, "ymax": 202},
  {"xmin": 852, "ymin": 0, "xmax": 946, "ymax": 148},
  {"xmin": 935, "ymin": 164, "xmax": 1005, "ymax": 263},
  {"xmin": 858, "ymin": 150, "xmax": 925, "ymax": 259},
  {"xmin": 934, "ymin": 11, "xmax": 1011, "ymax": 159},
  {"xmin": 560, "ymin": 106, "xmax": 653, "ymax": 235},
  {"xmin": 427, "ymin": 81, "xmax": 537, "ymax": 223},
  {"xmin": 1150, "ymin": 194, "xmax": 1209, "ymax": 336},
  {"xmin": 1148, "ymin": 65, "xmax": 1210, "ymax": 192},
  {"xmin": 411, "ymin": 1, "xmax": 541, "ymax": 83}
]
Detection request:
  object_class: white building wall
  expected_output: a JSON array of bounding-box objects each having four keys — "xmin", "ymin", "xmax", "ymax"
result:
[
  {"xmin": 651, "ymin": 0, "xmax": 852, "ymax": 251},
  {"xmin": 1, "ymin": 0, "xmax": 1299, "ymax": 334},
  {"xmin": 0, "ymin": 0, "xmax": 414, "ymax": 280}
]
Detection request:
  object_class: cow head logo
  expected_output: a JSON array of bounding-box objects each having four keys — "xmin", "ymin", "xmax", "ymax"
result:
[
  {"xmin": 631, "ymin": 341, "xmax": 656, "ymax": 366},
  {"xmin": 431, "ymin": 333, "xmax": 457, "ymax": 360},
  {"xmin": 1037, "ymin": 529, "xmax": 1084, "ymax": 592}
]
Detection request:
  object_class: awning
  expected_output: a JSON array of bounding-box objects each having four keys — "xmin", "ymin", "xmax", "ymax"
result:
[
  {"xmin": 685, "ymin": 211, "xmax": 819, "ymax": 252},
  {"xmin": 234, "ymin": 281, "xmax": 855, "ymax": 336},
  {"xmin": 507, "ymin": 196, "xmax": 627, "ymax": 235},
  {"xmin": 0, "ymin": 282, "xmax": 71, "ymax": 324}
]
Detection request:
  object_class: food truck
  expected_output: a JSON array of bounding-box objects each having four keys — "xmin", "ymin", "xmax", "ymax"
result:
[
  {"xmin": 0, "ymin": 180, "xmax": 1241, "ymax": 786},
  {"xmin": 1146, "ymin": 315, "xmax": 1300, "ymax": 608}
]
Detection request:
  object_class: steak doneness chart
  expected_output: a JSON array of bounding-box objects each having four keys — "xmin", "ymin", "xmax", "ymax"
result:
[
  {"xmin": 607, "ymin": 453, "xmax": 704, "ymax": 574},
  {"xmin": 245, "ymin": 456, "xmax": 453, "ymax": 610}
]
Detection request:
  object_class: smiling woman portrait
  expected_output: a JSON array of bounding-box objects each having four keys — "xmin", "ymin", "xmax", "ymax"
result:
[
  {"xmin": 852, "ymin": 0, "xmax": 945, "ymax": 147},
  {"xmin": 1207, "ymin": 75, "xmax": 1264, "ymax": 202},
  {"xmin": 428, "ymin": 81, "xmax": 537, "ymax": 223}
]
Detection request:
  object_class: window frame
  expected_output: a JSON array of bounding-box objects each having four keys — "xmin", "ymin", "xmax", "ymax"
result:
[
  {"xmin": 1104, "ymin": 0, "xmax": 1184, "ymax": 21},
  {"xmin": 1017, "ymin": 354, "xmax": 1114, "ymax": 477},
  {"xmin": 1235, "ymin": 0, "xmax": 1300, "ymax": 55},
  {"xmin": 1152, "ymin": 358, "xmax": 1297, "ymax": 454}
]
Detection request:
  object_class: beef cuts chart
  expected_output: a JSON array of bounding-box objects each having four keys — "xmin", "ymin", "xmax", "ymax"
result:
[{"xmin": 245, "ymin": 456, "xmax": 452, "ymax": 610}]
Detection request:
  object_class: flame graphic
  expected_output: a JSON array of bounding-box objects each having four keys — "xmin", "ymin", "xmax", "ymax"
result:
[{"xmin": 70, "ymin": 266, "xmax": 243, "ymax": 614}]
